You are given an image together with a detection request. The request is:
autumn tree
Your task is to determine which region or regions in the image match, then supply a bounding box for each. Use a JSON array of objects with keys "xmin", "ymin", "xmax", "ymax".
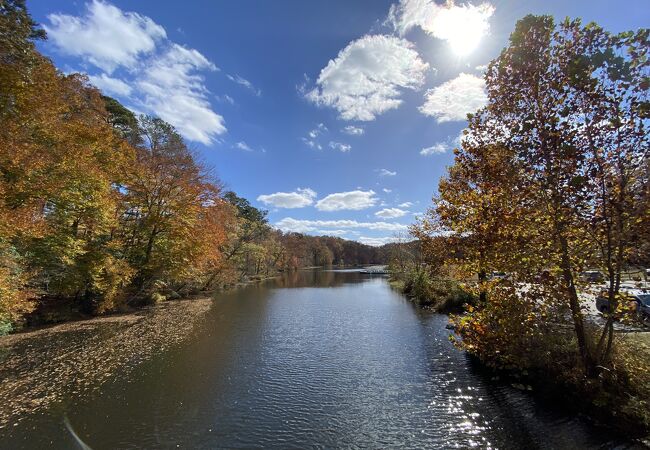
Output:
[
  {"xmin": 0, "ymin": 0, "xmax": 46, "ymax": 328},
  {"xmin": 563, "ymin": 23, "xmax": 649, "ymax": 362},
  {"xmin": 1, "ymin": 2, "xmax": 135, "ymax": 315},
  {"xmin": 426, "ymin": 16, "xmax": 648, "ymax": 376}
]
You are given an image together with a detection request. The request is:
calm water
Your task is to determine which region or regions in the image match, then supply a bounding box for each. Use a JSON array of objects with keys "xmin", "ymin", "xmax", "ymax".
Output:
[{"xmin": 1, "ymin": 270, "xmax": 637, "ymax": 449}]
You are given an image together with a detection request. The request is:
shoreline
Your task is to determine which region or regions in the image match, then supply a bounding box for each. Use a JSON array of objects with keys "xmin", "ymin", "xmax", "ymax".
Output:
[
  {"xmin": 389, "ymin": 274, "xmax": 650, "ymax": 445},
  {"xmin": 0, "ymin": 297, "xmax": 213, "ymax": 429}
]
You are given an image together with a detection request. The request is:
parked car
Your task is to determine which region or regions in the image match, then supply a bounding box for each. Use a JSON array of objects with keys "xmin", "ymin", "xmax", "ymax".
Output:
[
  {"xmin": 596, "ymin": 290, "xmax": 650, "ymax": 323},
  {"xmin": 580, "ymin": 270, "xmax": 604, "ymax": 283},
  {"xmin": 489, "ymin": 271, "xmax": 508, "ymax": 280}
]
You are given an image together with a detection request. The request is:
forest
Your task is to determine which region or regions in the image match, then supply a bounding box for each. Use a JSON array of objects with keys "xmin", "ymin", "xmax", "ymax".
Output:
[{"xmin": 0, "ymin": 1, "xmax": 387, "ymax": 333}]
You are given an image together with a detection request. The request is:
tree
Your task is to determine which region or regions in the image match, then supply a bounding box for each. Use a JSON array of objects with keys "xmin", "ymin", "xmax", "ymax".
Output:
[
  {"xmin": 102, "ymin": 95, "xmax": 142, "ymax": 146},
  {"xmin": 118, "ymin": 116, "xmax": 214, "ymax": 290},
  {"xmin": 425, "ymin": 16, "xmax": 649, "ymax": 376}
]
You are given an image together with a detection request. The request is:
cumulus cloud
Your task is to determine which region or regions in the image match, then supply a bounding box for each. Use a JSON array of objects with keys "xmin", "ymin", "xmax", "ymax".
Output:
[
  {"xmin": 420, "ymin": 142, "xmax": 447, "ymax": 155},
  {"xmin": 398, "ymin": 202, "xmax": 413, "ymax": 208},
  {"xmin": 44, "ymin": 1, "xmax": 226, "ymax": 145},
  {"xmin": 275, "ymin": 217, "xmax": 408, "ymax": 233},
  {"xmin": 419, "ymin": 73, "xmax": 487, "ymax": 122},
  {"xmin": 257, "ymin": 188, "xmax": 317, "ymax": 209},
  {"xmin": 377, "ymin": 168, "xmax": 397, "ymax": 177},
  {"xmin": 329, "ymin": 141, "xmax": 351, "ymax": 152},
  {"xmin": 315, "ymin": 190, "xmax": 378, "ymax": 211},
  {"xmin": 375, "ymin": 208, "xmax": 408, "ymax": 219},
  {"xmin": 388, "ymin": 0, "xmax": 495, "ymax": 55},
  {"xmin": 316, "ymin": 229, "xmax": 349, "ymax": 237},
  {"xmin": 227, "ymin": 74, "xmax": 261, "ymax": 96},
  {"xmin": 358, "ymin": 236, "xmax": 403, "ymax": 246},
  {"xmin": 306, "ymin": 34, "xmax": 429, "ymax": 121},
  {"xmin": 136, "ymin": 44, "xmax": 225, "ymax": 144},
  {"xmin": 383, "ymin": 188, "xmax": 392, "ymax": 193},
  {"xmin": 87, "ymin": 73, "xmax": 132, "ymax": 96},
  {"xmin": 45, "ymin": 0, "xmax": 166, "ymax": 73},
  {"xmin": 342, "ymin": 125, "xmax": 365, "ymax": 136}
]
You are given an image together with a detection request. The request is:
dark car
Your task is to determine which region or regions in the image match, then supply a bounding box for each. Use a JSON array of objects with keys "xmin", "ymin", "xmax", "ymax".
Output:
[
  {"xmin": 580, "ymin": 270, "xmax": 604, "ymax": 283},
  {"xmin": 596, "ymin": 291, "xmax": 650, "ymax": 323}
]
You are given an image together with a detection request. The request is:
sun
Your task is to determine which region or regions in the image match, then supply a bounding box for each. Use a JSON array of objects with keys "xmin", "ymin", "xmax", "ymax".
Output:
[
  {"xmin": 446, "ymin": 24, "xmax": 485, "ymax": 56},
  {"xmin": 431, "ymin": 3, "xmax": 494, "ymax": 56}
]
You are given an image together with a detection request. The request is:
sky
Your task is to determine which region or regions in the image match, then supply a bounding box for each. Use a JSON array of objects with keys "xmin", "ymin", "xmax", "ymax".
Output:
[{"xmin": 26, "ymin": 0, "xmax": 650, "ymax": 246}]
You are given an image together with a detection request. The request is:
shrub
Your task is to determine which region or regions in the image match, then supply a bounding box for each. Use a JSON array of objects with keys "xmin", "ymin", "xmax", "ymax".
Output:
[
  {"xmin": 0, "ymin": 318, "xmax": 13, "ymax": 336},
  {"xmin": 150, "ymin": 292, "xmax": 166, "ymax": 304},
  {"xmin": 400, "ymin": 268, "xmax": 474, "ymax": 312}
]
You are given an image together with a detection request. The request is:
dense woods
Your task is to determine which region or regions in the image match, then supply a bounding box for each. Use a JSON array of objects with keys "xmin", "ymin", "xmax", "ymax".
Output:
[
  {"xmin": 0, "ymin": 1, "xmax": 386, "ymax": 333},
  {"xmin": 396, "ymin": 15, "xmax": 650, "ymax": 432}
]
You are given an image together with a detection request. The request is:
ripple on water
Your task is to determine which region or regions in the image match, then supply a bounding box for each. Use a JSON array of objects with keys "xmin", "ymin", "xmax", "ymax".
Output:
[{"xmin": 0, "ymin": 273, "xmax": 642, "ymax": 449}]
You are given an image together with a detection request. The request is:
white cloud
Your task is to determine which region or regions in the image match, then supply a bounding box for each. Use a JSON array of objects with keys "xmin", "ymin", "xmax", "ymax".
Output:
[
  {"xmin": 215, "ymin": 94, "xmax": 235, "ymax": 105},
  {"xmin": 315, "ymin": 190, "xmax": 378, "ymax": 211},
  {"xmin": 275, "ymin": 217, "xmax": 408, "ymax": 233},
  {"xmin": 88, "ymin": 73, "xmax": 132, "ymax": 96},
  {"xmin": 358, "ymin": 236, "xmax": 403, "ymax": 246},
  {"xmin": 388, "ymin": 0, "xmax": 495, "ymax": 55},
  {"xmin": 383, "ymin": 188, "xmax": 392, "ymax": 193},
  {"xmin": 45, "ymin": 0, "xmax": 166, "ymax": 73},
  {"xmin": 398, "ymin": 202, "xmax": 413, "ymax": 208},
  {"xmin": 378, "ymin": 168, "xmax": 397, "ymax": 177},
  {"xmin": 234, "ymin": 141, "xmax": 253, "ymax": 151},
  {"xmin": 375, "ymin": 208, "xmax": 408, "ymax": 219},
  {"xmin": 257, "ymin": 188, "xmax": 317, "ymax": 209},
  {"xmin": 419, "ymin": 73, "xmax": 487, "ymax": 122},
  {"xmin": 308, "ymin": 123, "xmax": 327, "ymax": 138},
  {"xmin": 342, "ymin": 125, "xmax": 365, "ymax": 136},
  {"xmin": 136, "ymin": 44, "xmax": 225, "ymax": 144},
  {"xmin": 421, "ymin": 129, "xmax": 466, "ymax": 156},
  {"xmin": 302, "ymin": 138, "xmax": 322, "ymax": 150},
  {"xmin": 227, "ymin": 74, "xmax": 261, "ymax": 96},
  {"xmin": 420, "ymin": 143, "xmax": 447, "ymax": 155},
  {"xmin": 329, "ymin": 141, "xmax": 351, "ymax": 152},
  {"xmin": 306, "ymin": 34, "xmax": 429, "ymax": 121},
  {"xmin": 44, "ymin": 1, "xmax": 226, "ymax": 145},
  {"xmin": 303, "ymin": 123, "xmax": 328, "ymax": 149}
]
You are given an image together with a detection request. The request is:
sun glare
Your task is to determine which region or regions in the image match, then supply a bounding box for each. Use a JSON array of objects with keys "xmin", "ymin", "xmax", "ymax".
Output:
[{"xmin": 432, "ymin": 3, "xmax": 494, "ymax": 56}]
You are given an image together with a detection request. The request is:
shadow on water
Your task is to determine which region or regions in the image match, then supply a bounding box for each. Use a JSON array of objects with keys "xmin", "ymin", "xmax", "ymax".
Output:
[
  {"xmin": 268, "ymin": 268, "xmax": 371, "ymax": 289},
  {"xmin": 1, "ymin": 270, "xmax": 643, "ymax": 449}
]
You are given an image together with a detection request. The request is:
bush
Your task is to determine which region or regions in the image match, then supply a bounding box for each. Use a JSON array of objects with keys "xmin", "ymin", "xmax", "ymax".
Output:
[
  {"xmin": 166, "ymin": 290, "xmax": 181, "ymax": 300},
  {"xmin": 451, "ymin": 283, "xmax": 650, "ymax": 435},
  {"xmin": 0, "ymin": 318, "xmax": 13, "ymax": 336},
  {"xmin": 150, "ymin": 292, "xmax": 166, "ymax": 304},
  {"xmin": 400, "ymin": 268, "xmax": 474, "ymax": 312}
]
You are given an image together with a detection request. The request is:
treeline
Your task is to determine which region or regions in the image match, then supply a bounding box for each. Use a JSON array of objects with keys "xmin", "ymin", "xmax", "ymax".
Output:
[
  {"xmin": 399, "ymin": 16, "xmax": 649, "ymax": 432},
  {"xmin": 0, "ymin": 2, "xmax": 385, "ymax": 333}
]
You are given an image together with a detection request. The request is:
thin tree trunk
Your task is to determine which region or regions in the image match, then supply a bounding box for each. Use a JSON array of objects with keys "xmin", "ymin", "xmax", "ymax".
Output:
[{"xmin": 558, "ymin": 233, "xmax": 594, "ymax": 376}]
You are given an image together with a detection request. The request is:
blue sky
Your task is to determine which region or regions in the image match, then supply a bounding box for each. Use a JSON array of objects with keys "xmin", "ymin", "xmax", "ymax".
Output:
[{"xmin": 27, "ymin": 0, "xmax": 649, "ymax": 246}]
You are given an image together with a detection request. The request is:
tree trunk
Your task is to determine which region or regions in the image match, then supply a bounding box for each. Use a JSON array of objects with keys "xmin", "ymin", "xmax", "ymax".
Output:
[{"xmin": 558, "ymin": 233, "xmax": 594, "ymax": 376}]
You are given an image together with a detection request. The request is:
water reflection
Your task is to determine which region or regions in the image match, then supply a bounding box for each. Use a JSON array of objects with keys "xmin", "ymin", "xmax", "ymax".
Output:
[
  {"xmin": 269, "ymin": 268, "xmax": 372, "ymax": 288},
  {"xmin": 0, "ymin": 271, "xmax": 640, "ymax": 449}
]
